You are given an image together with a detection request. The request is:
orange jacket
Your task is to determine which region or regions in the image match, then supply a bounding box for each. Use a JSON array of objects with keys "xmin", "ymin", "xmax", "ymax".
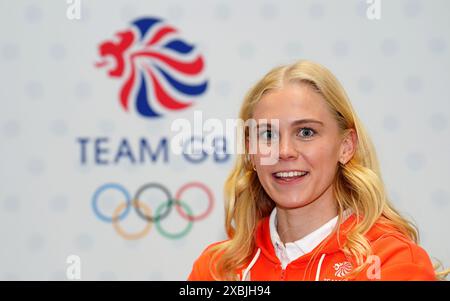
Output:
[{"xmin": 188, "ymin": 214, "xmax": 436, "ymax": 281}]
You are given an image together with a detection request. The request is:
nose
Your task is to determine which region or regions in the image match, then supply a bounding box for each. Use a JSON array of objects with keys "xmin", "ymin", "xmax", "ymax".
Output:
[{"xmin": 278, "ymin": 136, "xmax": 298, "ymax": 161}]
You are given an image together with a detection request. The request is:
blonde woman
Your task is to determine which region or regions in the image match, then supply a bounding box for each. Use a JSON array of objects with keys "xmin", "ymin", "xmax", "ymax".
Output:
[{"xmin": 188, "ymin": 60, "xmax": 444, "ymax": 281}]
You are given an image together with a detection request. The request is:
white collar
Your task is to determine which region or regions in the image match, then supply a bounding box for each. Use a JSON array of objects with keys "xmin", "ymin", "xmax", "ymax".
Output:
[{"xmin": 269, "ymin": 207, "xmax": 345, "ymax": 269}]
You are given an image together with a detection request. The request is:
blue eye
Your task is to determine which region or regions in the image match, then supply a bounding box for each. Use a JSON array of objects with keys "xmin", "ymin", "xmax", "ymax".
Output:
[
  {"xmin": 299, "ymin": 128, "xmax": 316, "ymax": 138},
  {"xmin": 259, "ymin": 130, "xmax": 278, "ymax": 141}
]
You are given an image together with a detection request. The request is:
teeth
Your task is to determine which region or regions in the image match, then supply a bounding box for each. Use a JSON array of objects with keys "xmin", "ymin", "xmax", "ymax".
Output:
[{"xmin": 275, "ymin": 171, "xmax": 308, "ymax": 178}]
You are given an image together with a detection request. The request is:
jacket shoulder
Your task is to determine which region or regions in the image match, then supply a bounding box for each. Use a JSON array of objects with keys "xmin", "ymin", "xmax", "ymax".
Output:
[
  {"xmin": 187, "ymin": 240, "xmax": 228, "ymax": 281},
  {"xmin": 358, "ymin": 229, "xmax": 436, "ymax": 280}
]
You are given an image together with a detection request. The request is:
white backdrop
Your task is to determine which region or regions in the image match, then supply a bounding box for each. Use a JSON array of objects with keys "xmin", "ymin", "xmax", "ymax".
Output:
[{"xmin": 0, "ymin": 0, "xmax": 449, "ymax": 280}]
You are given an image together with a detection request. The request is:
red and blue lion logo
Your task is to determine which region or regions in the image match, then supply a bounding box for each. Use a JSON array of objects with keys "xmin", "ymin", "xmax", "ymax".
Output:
[{"xmin": 95, "ymin": 17, "xmax": 208, "ymax": 118}]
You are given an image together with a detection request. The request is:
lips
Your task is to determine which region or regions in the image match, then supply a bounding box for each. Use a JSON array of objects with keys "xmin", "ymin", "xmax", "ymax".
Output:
[{"xmin": 272, "ymin": 170, "xmax": 309, "ymax": 185}]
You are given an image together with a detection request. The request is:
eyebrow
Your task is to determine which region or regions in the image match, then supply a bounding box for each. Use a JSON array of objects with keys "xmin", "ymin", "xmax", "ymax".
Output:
[
  {"xmin": 256, "ymin": 118, "xmax": 324, "ymax": 129},
  {"xmin": 291, "ymin": 119, "xmax": 324, "ymax": 126}
]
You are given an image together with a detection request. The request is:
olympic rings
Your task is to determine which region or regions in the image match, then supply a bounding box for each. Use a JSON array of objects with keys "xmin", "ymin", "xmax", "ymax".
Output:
[
  {"xmin": 91, "ymin": 181, "xmax": 215, "ymax": 239},
  {"xmin": 133, "ymin": 183, "xmax": 172, "ymax": 223},
  {"xmin": 112, "ymin": 201, "xmax": 153, "ymax": 240},
  {"xmin": 175, "ymin": 182, "xmax": 214, "ymax": 221},
  {"xmin": 155, "ymin": 200, "xmax": 193, "ymax": 239},
  {"xmin": 92, "ymin": 183, "xmax": 131, "ymax": 222}
]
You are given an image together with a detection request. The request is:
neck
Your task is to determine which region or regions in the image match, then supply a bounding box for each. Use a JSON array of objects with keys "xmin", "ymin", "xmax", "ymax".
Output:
[{"xmin": 276, "ymin": 185, "xmax": 338, "ymax": 243}]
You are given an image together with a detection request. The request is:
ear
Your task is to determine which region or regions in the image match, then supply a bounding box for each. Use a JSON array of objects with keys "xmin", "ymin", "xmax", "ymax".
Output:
[{"xmin": 339, "ymin": 129, "xmax": 357, "ymax": 165}]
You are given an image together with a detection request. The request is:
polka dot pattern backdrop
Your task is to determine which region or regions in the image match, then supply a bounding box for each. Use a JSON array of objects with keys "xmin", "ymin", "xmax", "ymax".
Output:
[{"xmin": 0, "ymin": 0, "xmax": 449, "ymax": 280}]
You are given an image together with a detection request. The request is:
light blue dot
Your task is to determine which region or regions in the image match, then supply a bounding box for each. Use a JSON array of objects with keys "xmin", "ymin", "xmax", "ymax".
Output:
[
  {"xmin": 75, "ymin": 233, "xmax": 94, "ymax": 251},
  {"xmin": 25, "ymin": 81, "xmax": 44, "ymax": 99},
  {"xmin": 431, "ymin": 189, "xmax": 449, "ymax": 208},
  {"xmin": 428, "ymin": 113, "xmax": 447, "ymax": 132},
  {"xmin": 383, "ymin": 115, "xmax": 400, "ymax": 131},
  {"xmin": 49, "ymin": 44, "xmax": 66, "ymax": 60},
  {"xmin": 24, "ymin": 4, "xmax": 43, "ymax": 24},
  {"xmin": 332, "ymin": 40, "xmax": 349, "ymax": 57},
  {"xmin": 1, "ymin": 44, "xmax": 19, "ymax": 60},
  {"xmin": 238, "ymin": 42, "xmax": 255, "ymax": 59},
  {"xmin": 357, "ymin": 76, "xmax": 374, "ymax": 93},
  {"xmin": 215, "ymin": 3, "xmax": 231, "ymax": 20},
  {"xmin": 75, "ymin": 81, "xmax": 92, "ymax": 100},
  {"xmin": 309, "ymin": 2, "xmax": 325, "ymax": 19},
  {"xmin": 405, "ymin": 152, "xmax": 426, "ymax": 171},
  {"xmin": 404, "ymin": 0, "xmax": 422, "ymax": 18},
  {"xmin": 27, "ymin": 233, "xmax": 45, "ymax": 251},
  {"xmin": 381, "ymin": 38, "xmax": 398, "ymax": 56},
  {"xmin": 260, "ymin": 3, "xmax": 278, "ymax": 20},
  {"xmin": 3, "ymin": 196, "xmax": 20, "ymax": 212},
  {"xmin": 405, "ymin": 76, "xmax": 422, "ymax": 93},
  {"xmin": 428, "ymin": 38, "xmax": 447, "ymax": 54},
  {"xmin": 27, "ymin": 158, "xmax": 45, "ymax": 175},
  {"xmin": 49, "ymin": 195, "xmax": 69, "ymax": 212},
  {"xmin": 50, "ymin": 120, "xmax": 68, "ymax": 136},
  {"xmin": 3, "ymin": 121, "xmax": 20, "ymax": 138}
]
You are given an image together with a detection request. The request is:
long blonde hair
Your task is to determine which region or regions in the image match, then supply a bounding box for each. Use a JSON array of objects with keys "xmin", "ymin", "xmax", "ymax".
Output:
[{"xmin": 209, "ymin": 60, "xmax": 445, "ymax": 280}]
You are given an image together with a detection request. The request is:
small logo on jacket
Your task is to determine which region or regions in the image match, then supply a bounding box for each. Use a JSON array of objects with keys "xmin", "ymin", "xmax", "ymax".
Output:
[{"xmin": 333, "ymin": 261, "xmax": 353, "ymax": 278}]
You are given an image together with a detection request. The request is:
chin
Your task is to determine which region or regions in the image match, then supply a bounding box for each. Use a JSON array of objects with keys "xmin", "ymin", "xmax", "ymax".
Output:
[{"xmin": 272, "ymin": 197, "xmax": 311, "ymax": 210}]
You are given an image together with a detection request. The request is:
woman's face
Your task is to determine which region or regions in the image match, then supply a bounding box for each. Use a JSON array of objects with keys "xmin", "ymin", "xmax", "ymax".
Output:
[{"xmin": 250, "ymin": 82, "xmax": 354, "ymax": 210}]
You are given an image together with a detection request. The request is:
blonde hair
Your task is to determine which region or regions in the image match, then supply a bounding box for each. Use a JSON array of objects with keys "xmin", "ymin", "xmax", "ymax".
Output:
[{"xmin": 208, "ymin": 60, "xmax": 447, "ymax": 280}]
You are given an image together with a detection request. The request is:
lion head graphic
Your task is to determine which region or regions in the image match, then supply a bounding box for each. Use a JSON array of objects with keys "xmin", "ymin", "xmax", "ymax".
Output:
[
  {"xmin": 333, "ymin": 261, "xmax": 353, "ymax": 278},
  {"xmin": 95, "ymin": 17, "xmax": 208, "ymax": 118}
]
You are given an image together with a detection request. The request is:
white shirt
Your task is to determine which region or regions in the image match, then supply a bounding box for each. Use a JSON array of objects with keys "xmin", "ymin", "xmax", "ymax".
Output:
[{"xmin": 269, "ymin": 208, "xmax": 349, "ymax": 269}]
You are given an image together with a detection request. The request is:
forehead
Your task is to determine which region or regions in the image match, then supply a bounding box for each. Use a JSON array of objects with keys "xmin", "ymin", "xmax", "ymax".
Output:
[{"xmin": 252, "ymin": 83, "xmax": 332, "ymax": 124}]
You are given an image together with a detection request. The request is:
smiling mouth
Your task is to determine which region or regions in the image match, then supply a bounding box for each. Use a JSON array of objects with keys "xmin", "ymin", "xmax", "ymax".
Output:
[
  {"xmin": 272, "ymin": 171, "xmax": 309, "ymax": 183},
  {"xmin": 272, "ymin": 170, "xmax": 309, "ymax": 181}
]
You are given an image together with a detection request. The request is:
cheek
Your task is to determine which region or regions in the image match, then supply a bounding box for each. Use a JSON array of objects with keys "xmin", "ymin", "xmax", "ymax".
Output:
[
  {"xmin": 258, "ymin": 164, "xmax": 273, "ymax": 182},
  {"xmin": 303, "ymin": 143, "xmax": 340, "ymax": 173},
  {"xmin": 256, "ymin": 164, "xmax": 277, "ymax": 194}
]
